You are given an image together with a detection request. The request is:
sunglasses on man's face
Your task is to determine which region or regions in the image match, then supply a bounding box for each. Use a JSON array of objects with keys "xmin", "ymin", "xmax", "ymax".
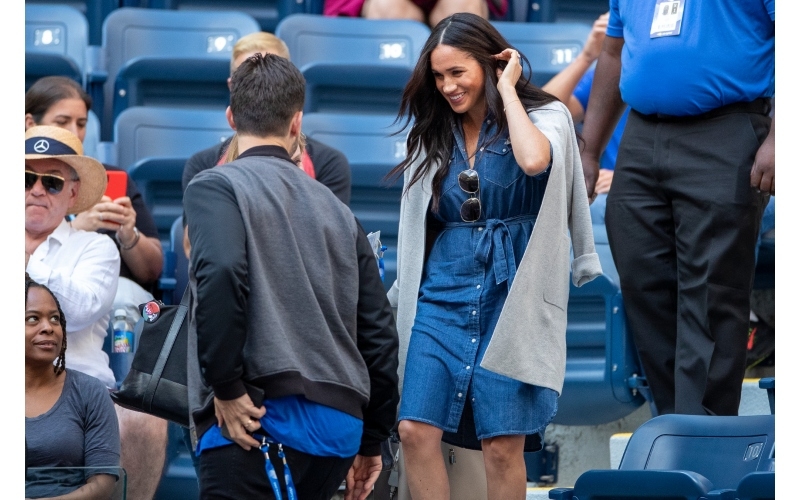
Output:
[
  {"xmin": 25, "ymin": 170, "xmax": 66, "ymax": 195},
  {"xmin": 458, "ymin": 168, "xmax": 481, "ymax": 222}
]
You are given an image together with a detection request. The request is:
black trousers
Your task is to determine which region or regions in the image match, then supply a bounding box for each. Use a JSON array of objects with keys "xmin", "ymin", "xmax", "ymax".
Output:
[
  {"xmin": 606, "ymin": 102, "xmax": 771, "ymax": 416},
  {"xmin": 198, "ymin": 442, "xmax": 355, "ymax": 500}
]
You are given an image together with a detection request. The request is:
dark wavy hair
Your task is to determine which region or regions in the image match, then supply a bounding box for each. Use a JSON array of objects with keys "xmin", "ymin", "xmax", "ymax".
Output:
[
  {"xmin": 25, "ymin": 273, "xmax": 67, "ymax": 375},
  {"xmin": 387, "ymin": 12, "xmax": 557, "ymax": 212},
  {"xmin": 26, "ymin": 76, "xmax": 92, "ymax": 122}
]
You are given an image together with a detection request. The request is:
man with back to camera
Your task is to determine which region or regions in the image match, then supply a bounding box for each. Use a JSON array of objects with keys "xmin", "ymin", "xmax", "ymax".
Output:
[
  {"xmin": 183, "ymin": 53, "xmax": 399, "ymax": 499},
  {"xmin": 580, "ymin": 0, "xmax": 775, "ymax": 416}
]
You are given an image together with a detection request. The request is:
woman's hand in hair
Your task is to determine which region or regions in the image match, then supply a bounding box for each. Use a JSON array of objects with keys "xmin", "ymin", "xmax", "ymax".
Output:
[{"xmin": 493, "ymin": 48, "xmax": 522, "ymax": 97}]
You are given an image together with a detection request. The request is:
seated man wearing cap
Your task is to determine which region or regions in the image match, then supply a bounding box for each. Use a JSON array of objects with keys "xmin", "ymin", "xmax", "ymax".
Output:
[{"xmin": 25, "ymin": 125, "xmax": 167, "ymax": 500}]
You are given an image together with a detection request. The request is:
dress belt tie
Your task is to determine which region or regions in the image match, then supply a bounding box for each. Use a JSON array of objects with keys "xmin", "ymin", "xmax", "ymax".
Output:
[{"xmin": 443, "ymin": 214, "xmax": 538, "ymax": 292}]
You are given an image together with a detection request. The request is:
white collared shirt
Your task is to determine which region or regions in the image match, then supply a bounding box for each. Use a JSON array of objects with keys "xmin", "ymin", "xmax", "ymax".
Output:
[{"xmin": 27, "ymin": 220, "xmax": 120, "ymax": 388}]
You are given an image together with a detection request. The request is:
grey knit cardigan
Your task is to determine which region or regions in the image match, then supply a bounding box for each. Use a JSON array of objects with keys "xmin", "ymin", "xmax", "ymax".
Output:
[{"xmin": 387, "ymin": 101, "xmax": 602, "ymax": 395}]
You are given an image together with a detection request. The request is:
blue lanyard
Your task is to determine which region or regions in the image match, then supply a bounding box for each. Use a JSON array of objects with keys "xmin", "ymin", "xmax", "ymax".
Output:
[{"xmin": 258, "ymin": 434, "xmax": 297, "ymax": 500}]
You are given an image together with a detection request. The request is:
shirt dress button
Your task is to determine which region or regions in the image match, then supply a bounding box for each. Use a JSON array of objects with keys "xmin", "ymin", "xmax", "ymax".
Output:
[
  {"xmin": 477, "ymin": 227, "xmax": 484, "ymax": 232},
  {"xmin": 466, "ymin": 366, "xmax": 471, "ymax": 370},
  {"xmin": 471, "ymin": 339, "xmax": 476, "ymax": 343},
  {"xmin": 472, "ymin": 310, "xmax": 476, "ymax": 315},
  {"xmin": 476, "ymin": 285, "xmax": 481, "ymax": 289},
  {"xmin": 457, "ymin": 393, "xmax": 463, "ymax": 398}
]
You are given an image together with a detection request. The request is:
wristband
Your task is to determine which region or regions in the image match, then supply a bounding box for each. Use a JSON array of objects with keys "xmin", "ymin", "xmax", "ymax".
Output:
[{"xmin": 116, "ymin": 226, "xmax": 140, "ymax": 251}]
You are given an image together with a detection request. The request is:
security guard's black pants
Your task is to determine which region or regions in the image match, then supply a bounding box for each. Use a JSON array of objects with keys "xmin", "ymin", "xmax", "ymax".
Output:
[{"xmin": 606, "ymin": 101, "xmax": 772, "ymax": 416}]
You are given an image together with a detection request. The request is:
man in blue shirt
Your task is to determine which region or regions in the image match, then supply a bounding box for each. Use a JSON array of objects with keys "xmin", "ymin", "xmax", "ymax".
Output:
[{"xmin": 580, "ymin": 0, "xmax": 774, "ymax": 416}]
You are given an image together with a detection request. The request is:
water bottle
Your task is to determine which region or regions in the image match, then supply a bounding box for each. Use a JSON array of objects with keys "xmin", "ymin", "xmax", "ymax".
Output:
[{"xmin": 112, "ymin": 309, "xmax": 135, "ymax": 353}]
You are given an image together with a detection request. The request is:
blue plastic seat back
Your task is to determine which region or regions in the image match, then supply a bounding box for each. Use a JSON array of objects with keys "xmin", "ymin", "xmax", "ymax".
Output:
[
  {"xmin": 25, "ymin": 4, "xmax": 88, "ymax": 89},
  {"xmin": 101, "ymin": 7, "xmax": 260, "ymax": 139},
  {"xmin": 114, "ymin": 107, "xmax": 232, "ymax": 241},
  {"xmin": 736, "ymin": 471, "xmax": 775, "ymax": 500},
  {"xmin": 491, "ymin": 21, "xmax": 591, "ymax": 87},
  {"xmin": 276, "ymin": 14, "xmax": 431, "ymax": 114},
  {"xmin": 25, "ymin": 0, "xmax": 117, "ymax": 45},
  {"xmin": 619, "ymin": 414, "xmax": 775, "ymax": 490},
  {"xmin": 555, "ymin": 271, "xmax": 645, "ymax": 425},
  {"xmin": 302, "ymin": 112, "xmax": 410, "ymax": 289},
  {"xmin": 146, "ymin": 0, "xmax": 324, "ymax": 33},
  {"xmin": 169, "ymin": 216, "xmax": 189, "ymax": 306}
]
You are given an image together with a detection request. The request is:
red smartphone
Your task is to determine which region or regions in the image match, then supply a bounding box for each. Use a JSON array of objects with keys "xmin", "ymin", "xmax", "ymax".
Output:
[{"xmin": 105, "ymin": 170, "xmax": 128, "ymax": 200}]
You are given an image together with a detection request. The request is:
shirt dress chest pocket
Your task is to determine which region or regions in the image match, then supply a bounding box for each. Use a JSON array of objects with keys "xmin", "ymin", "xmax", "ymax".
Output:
[
  {"xmin": 441, "ymin": 152, "xmax": 464, "ymax": 196},
  {"xmin": 483, "ymin": 140, "xmax": 522, "ymax": 188}
]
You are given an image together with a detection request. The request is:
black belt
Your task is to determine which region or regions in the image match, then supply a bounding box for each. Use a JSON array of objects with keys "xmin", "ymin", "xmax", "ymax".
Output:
[{"xmin": 633, "ymin": 97, "xmax": 772, "ymax": 123}]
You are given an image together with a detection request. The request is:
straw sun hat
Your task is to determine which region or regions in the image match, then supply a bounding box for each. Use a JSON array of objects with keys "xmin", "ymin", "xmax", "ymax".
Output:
[{"xmin": 25, "ymin": 125, "xmax": 107, "ymax": 215}]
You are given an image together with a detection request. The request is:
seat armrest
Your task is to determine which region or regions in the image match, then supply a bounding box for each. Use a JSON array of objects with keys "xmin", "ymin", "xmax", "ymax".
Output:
[
  {"xmin": 572, "ymin": 470, "xmax": 714, "ymax": 499},
  {"xmin": 548, "ymin": 487, "xmax": 574, "ymax": 500}
]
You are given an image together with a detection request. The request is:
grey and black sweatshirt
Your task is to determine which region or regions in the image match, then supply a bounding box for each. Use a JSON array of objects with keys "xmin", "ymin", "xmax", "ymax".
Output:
[{"xmin": 184, "ymin": 145, "xmax": 399, "ymax": 456}]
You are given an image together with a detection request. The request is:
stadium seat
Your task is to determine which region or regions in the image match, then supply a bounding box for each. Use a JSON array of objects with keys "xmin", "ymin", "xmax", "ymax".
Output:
[
  {"xmin": 162, "ymin": 216, "xmax": 189, "ymax": 306},
  {"xmin": 143, "ymin": 0, "xmax": 323, "ymax": 33},
  {"xmin": 736, "ymin": 471, "xmax": 775, "ymax": 500},
  {"xmin": 153, "ymin": 422, "xmax": 199, "ymax": 500},
  {"xmin": 25, "ymin": 4, "xmax": 90, "ymax": 89},
  {"xmin": 549, "ymin": 413, "xmax": 775, "ymax": 500},
  {"xmin": 99, "ymin": 7, "xmax": 260, "ymax": 139},
  {"xmin": 114, "ymin": 107, "xmax": 232, "ymax": 242},
  {"xmin": 555, "ymin": 270, "xmax": 646, "ymax": 425},
  {"xmin": 25, "ymin": 0, "xmax": 118, "ymax": 45},
  {"xmin": 492, "ymin": 20, "xmax": 591, "ymax": 87},
  {"xmin": 301, "ymin": 112, "xmax": 410, "ymax": 289},
  {"xmin": 275, "ymin": 14, "xmax": 430, "ymax": 114}
]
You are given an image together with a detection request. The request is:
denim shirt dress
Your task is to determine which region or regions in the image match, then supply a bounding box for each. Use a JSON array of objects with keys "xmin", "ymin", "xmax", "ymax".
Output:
[{"xmin": 398, "ymin": 115, "xmax": 559, "ymax": 442}]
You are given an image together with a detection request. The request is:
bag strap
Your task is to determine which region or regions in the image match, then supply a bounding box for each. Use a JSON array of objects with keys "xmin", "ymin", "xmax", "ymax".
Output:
[{"xmin": 143, "ymin": 287, "xmax": 191, "ymax": 412}]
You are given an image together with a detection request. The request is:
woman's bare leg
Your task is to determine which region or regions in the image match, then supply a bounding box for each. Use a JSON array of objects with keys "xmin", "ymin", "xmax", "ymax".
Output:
[
  {"xmin": 429, "ymin": 0, "xmax": 489, "ymax": 28},
  {"xmin": 481, "ymin": 434, "xmax": 527, "ymax": 500},
  {"xmin": 398, "ymin": 420, "xmax": 449, "ymax": 500},
  {"xmin": 362, "ymin": 0, "xmax": 426, "ymax": 23}
]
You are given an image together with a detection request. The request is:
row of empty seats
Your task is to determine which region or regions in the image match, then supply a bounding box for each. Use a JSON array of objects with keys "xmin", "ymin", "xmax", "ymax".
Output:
[
  {"xmin": 26, "ymin": 6, "xmax": 594, "ymax": 137},
  {"xmin": 25, "ymin": 0, "xmax": 607, "ymax": 47}
]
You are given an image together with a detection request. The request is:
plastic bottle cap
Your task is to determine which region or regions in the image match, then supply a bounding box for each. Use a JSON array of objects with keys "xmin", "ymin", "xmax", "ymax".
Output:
[{"xmin": 114, "ymin": 309, "xmax": 127, "ymax": 318}]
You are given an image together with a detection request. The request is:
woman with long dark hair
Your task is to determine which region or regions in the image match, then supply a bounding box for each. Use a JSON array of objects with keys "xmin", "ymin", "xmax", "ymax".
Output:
[{"xmin": 387, "ymin": 13, "xmax": 600, "ymax": 498}]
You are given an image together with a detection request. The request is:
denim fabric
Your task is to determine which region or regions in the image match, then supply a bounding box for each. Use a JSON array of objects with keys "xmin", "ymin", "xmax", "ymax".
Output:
[{"xmin": 399, "ymin": 116, "xmax": 559, "ymax": 439}]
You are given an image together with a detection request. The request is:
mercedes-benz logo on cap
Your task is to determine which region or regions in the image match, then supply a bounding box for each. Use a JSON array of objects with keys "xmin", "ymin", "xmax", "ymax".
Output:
[{"xmin": 33, "ymin": 139, "xmax": 50, "ymax": 154}]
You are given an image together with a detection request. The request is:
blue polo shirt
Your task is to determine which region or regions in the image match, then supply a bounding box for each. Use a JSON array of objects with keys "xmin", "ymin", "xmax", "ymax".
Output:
[
  {"xmin": 608, "ymin": 0, "xmax": 774, "ymax": 116},
  {"xmin": 574, "ymin": 67, "xmax": 629, "ymax": 171}
]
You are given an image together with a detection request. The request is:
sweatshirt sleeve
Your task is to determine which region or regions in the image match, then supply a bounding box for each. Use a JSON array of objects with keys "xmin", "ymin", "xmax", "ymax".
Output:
[
  {"xmin": 185, "ymin": 173, "xmax": 249, "ymax": 400},
  {"xmin": 354, "ymin": 221, "xmax": 400, "ymax": 456}
]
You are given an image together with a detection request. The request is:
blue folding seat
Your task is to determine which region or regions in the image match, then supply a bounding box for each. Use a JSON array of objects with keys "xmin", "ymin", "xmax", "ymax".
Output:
[
  {"xmin": 25, "ymin": 0, "xmax": 118, "ymax": 45},
  {"xmin": 554, "ymin": 271, "xmax": 646, "ymax": 425},
  {"xmin": 25, "ymin": 4, "xmax": 90, "ymax": 89},
  {"xmin": 143, "ymin": 0, "xmax": 323, "ymax": 33},
  {"xmin": 492, "ymin": 21, "xmax": 592, "ymax": 87},
  {"xmin": 736, "ymin": 471, "xmax": 775, "ymax": 500},
  {"xmin": 549, "ymin": 413, "xmax": 776, "ymax": 500},
  {"xmin": 275, "ymin": 14, "xmax": 430, "ymax": 114},
  {"xmin": 114, "ymin": 107, "xmax": 233, "ymax": 242},
  {"xmin": 99, "ymin": 7, "xmax": 260, "ymax": 139},
  {"xmin": 153, "ymin": 422, "xmax": 199, "ymax": 500},
  {"xmin": 301, "ymin": 112, "xmax": 410, "ymax": 289}
]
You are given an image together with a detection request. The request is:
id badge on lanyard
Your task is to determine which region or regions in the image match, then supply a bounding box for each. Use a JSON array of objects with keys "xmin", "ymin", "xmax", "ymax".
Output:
[{"xmin": 650, "ymin": 0, "xmax": 685, "ymax": 38}]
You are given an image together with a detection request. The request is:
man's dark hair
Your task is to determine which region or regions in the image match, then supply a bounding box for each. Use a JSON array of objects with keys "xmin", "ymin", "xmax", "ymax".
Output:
[{"xmin": 229, "ymin": 52, "xmax": 305, "ymax": 137}]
